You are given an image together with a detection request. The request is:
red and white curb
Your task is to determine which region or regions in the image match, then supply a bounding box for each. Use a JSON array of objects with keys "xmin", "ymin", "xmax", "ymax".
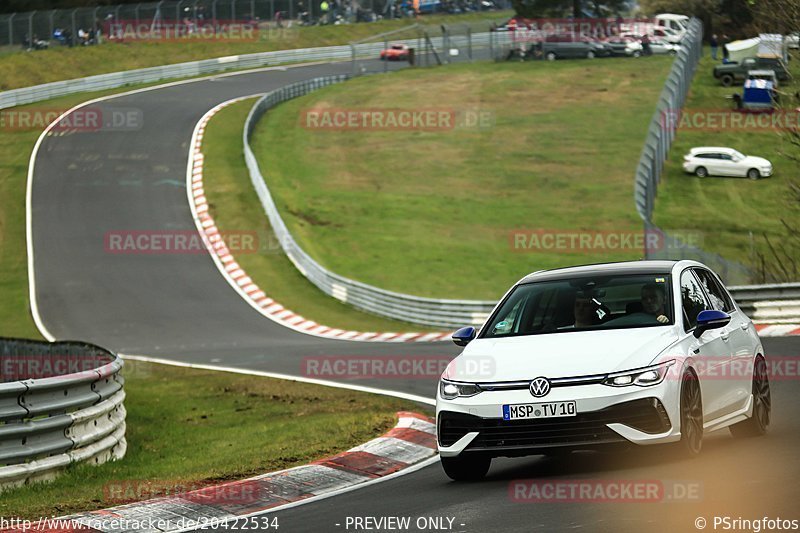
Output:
[
  {"xmin": 755, "ymin": 324, "xmax": 800, "ymax": 337},
  {"xmin": 187, "ymin": 98, "xmax": 452, "ymax": 343},
  {"xmin": 8, "ymin": 413, "xmax": 437, "ymax": 533}
]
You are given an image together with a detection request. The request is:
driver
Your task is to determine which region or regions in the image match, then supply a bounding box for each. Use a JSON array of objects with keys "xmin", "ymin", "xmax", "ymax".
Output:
[{"xmin": 641, "ymin": 283, "xmax": 670, "ymax": 324}]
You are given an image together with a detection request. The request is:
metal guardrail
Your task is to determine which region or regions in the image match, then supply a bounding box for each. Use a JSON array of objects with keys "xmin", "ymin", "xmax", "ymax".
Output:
[
  {"xmin": 0, "ymin": 30, "xmax": 501, "ymax": 111},
  {"xmin": 242, "ymin": 77, "xmax": 497, "ymax": 328},
  {"xmin": 0, "ymin": 338, "xmax": 126, "ymax": 491},
  {"xmin": 241, "ymin": 71, "xmax": 800, "ymax": 329},
  {"xmin": 729, "ymin": 283, "xmax": 800, "ymax": 324}
]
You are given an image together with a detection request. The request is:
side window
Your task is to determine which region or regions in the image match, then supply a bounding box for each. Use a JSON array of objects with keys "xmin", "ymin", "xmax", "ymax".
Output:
[
  {"xmin": 719, "ymin": 154, "xmax": 732, "ymax": 161},
  {"xmin": 680, "ymin": 270, "xmax": 711, "ymax": 331},
  {"xmin": 693, "ymin": 269, "xmax": 734, "ymax": 312},
  {"xmin": 491, "ymin": 298, "xmax": 525, "ymax": 336}
]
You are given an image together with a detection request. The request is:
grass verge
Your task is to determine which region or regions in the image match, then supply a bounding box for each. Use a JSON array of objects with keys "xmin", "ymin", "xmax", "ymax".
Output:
[
  {"xmin": 0, "ymin": 359, "xmax": 426, "ymax": 519},
  {"xmin": 250, "ymin": 58, "xmax": 674, "ymax": 300},
  {"xmin": 653, "ymin": 50, "xmax": 800, "ymax": 282},
  {"xmin": 0, "ymin": 11, "xmax": 509, "ymax": 91},
  {"xmin": 202, "ymin": 98, "xmax": 432, "ymax": 332}
]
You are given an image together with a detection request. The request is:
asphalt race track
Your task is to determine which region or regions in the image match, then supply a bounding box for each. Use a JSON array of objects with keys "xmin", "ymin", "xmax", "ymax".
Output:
[{"xmin": 29, "ymin": 58, "xmax": 800, "ymax": 532}]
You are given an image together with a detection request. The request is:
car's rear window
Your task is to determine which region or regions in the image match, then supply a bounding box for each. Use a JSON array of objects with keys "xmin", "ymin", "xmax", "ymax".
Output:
[{"xmin": 481, "ymin": 274, "xmax": 673, "ymax": 338}]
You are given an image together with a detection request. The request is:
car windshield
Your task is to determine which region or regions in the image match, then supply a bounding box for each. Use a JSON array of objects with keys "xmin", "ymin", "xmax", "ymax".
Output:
[{"xmin": 482, "ymin": 273, "xmax": 673, "ymax": 338}]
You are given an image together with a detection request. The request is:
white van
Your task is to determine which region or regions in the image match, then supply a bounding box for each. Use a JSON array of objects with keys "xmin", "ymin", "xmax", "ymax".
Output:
[{"xmin": 654, "ymin": 14, "xmax": 689, "ymax": 34}]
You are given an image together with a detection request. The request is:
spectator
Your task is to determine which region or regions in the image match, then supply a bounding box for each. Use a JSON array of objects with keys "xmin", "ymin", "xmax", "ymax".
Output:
[
  {"xmin": 641, "ymin": 33, "xmax": 651, "ymax": 56},
  {"xmin": 320, "ymin": 0, "xmax": 330, "ymax": 24},
  {"xmin": 722, "ymin": 34, "xmax": 730, "ymax": 63},
  {"xmin": 710, "ymin": 34, "xmax": 718, "ymax": 60}
]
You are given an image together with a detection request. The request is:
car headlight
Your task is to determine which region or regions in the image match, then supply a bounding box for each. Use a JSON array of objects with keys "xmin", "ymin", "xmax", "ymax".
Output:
[
  {"xmin": 439, "ymin": 379, "xmax": 482, "ymax": 399},
  {"xmin": 602, "ymin": 360, "xmax": 675, "ymax": 387}
]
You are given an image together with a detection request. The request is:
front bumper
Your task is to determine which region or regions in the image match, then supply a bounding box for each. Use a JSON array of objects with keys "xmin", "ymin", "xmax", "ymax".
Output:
[{"xmin": 437, "ymin": 382, "xmax": 680, "ymax": 458}]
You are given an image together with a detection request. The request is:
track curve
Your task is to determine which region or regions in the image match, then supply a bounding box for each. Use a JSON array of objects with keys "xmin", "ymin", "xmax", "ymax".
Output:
[{"xmin": 29, "ymin": 60, "xmax": 800, "ymax": 531}]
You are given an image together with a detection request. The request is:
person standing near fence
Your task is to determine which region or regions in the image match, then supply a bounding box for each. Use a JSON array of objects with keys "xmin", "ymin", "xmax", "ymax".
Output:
[{"xmin": 722, "ymin": 34, "xmax": 730, "ymax": 63}]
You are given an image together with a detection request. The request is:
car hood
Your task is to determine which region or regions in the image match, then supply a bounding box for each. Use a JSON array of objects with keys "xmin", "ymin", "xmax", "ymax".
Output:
[
  {"xmin": 445, "ymin": 327, "xmax": 678, "ymax": 383},
  {"xmin": 742, "ymin": 156, "xmax": 770, "ymax": 167}
]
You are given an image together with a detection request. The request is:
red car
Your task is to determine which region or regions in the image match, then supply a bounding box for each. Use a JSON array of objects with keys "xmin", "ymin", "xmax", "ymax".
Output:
[{"xmin": 380, "ymin": 43, "xmax": 410, "ymax": 61}]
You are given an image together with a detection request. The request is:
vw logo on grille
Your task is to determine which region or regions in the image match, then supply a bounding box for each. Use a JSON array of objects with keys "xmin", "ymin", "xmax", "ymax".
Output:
[{"xmin": 529, "ymin": 377, "xmax": 551, "ymax": 398}]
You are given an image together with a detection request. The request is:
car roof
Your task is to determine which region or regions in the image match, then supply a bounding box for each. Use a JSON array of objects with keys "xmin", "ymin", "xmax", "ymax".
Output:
[
  {"xmin": 518, "ymin": 260, "xmax": 679, "ymax": 284},
  {"xmin": 689, "ymin": 146, "xmax": 736, "ymax": 154}
]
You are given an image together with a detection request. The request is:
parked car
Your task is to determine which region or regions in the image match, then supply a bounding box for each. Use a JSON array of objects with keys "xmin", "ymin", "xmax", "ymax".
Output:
[
  {"xmin": 604, "ymin": 36, "xmax": 643, "ymax": 57},
  {"xmin": 682, "ymin": 147, "xmax": 772, "ymax": 179},
  {"xmin": 713, "ymin": 57, "xmax": 790, "ymax": 87},
  {"xmin": 651, "ymin": 26, "xmax": 683, "ymax": 44},
  {"xmin": 542, "ymin": 33, "xmax": 610, "ymax": 60},
  {"xmin": 786, "ymin": 32, "xmax": 799, "ymax": 50},
  {"xmin": 437, "ymin": 260, "xmax": 770, "ymax": 481},
  {"xmin": 380, "ymin": 43, "xmax": 410, "ymax": 61},
  {"xmin": 649, "ymin": 38, "xmax": 681, "ymax": 55}
]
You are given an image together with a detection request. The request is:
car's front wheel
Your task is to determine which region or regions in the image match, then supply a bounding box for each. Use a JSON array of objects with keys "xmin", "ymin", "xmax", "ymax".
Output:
[
  {"xmin": 747, "ymin": 168, "xmax": 761, "ymax": 180},
  {"xmin": 677, "ymin": 368, "xmax": 703, "ymax": 457},
  {"xmin": 720, "ymin": 74, "xmax": 734, "ymax": 87},
  {"xmin": 695, "ymin": 166, "xmax": 708, "ymax": 178},
  {"xmin": 546, "ymin": 52, "xmax": 557, "ymax": 61},
  {"xmin": 587, "ymin": 50, "xmax": 596, "ymax": 59},
  {"xmin": 730, "ymin": 357, "xmax": 771, "ymax": 438},
  {"xmin": 441, "ymin": 454, "xmax": 491, "ymax": 481},
  {"xmin": 633, "ymin": 50, "xmax": 641, "ymax": 58}
]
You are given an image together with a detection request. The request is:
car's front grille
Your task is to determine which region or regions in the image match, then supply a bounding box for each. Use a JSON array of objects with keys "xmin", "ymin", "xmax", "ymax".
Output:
[{"xmin": 438, "ymin": 398, "xmax": 671, "ymax": 450}]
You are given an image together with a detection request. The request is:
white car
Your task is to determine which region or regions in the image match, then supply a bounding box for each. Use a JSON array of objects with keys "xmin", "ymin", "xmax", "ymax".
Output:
[
  {"xmin": 437, "ymin": 260, "xmax": 769, "ymax": 481},
  {"xmin": 786, "ymin": 32, "xmax": 799, "ymax": 50},
  {"xmin": 682, "ymin": 147, "xmax": 772, "ymax": 180},
  {"xmin": 649, "ymin": 38, "xmax": 682, "ymax": 55},
  {"xmin": 652, "ymin": 27, "xmax": 684, "ymax": 44}
]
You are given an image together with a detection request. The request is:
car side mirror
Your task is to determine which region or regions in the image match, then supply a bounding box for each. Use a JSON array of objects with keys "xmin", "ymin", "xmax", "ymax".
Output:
[
  {"xmin": 693, "ymin": 309, "xmax": 731, "ymax": 338},
  {"xmin": 452, "ymin": 326, "xmax": 477, "ymax": 347}
]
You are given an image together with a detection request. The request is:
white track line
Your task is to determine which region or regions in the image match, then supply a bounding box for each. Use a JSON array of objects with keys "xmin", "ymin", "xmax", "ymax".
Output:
[
  {"xmin": 25, "ymin": 61, "xmax": 343, "ymax": 343},
  {"xmin": 121, "ymin": 354, "xmax": 436, "ymax": 406}
]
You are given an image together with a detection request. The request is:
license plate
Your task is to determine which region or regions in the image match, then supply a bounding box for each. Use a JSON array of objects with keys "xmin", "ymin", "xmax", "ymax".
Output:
[{"xmin": 502, "ymin": 401, "xmax": 577, "ymax": 420}]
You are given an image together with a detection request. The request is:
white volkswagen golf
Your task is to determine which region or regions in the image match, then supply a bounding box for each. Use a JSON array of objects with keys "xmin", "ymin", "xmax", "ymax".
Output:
[{"xmin": 437, "ymin": 260, "xmax": 770, "ymax": 481}]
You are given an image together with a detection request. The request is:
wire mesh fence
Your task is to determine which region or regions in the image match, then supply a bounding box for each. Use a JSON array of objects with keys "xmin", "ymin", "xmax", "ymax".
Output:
[{"xmin": 0, "ymin": 0, "xmax": 511, "ymax": 52}]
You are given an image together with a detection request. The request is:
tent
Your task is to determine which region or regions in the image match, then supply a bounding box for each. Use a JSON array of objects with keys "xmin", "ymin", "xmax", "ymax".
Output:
[
  {"xmin": 725, "ymin": 34, "xmax": 786, "ymax": 64},
  {"xmin": 725, "ymin": 37, "xmax": 759, "ymax": 63},
  {"xmin": 758, "ymin": 33, "xmax": 785, "ymax": 59}
]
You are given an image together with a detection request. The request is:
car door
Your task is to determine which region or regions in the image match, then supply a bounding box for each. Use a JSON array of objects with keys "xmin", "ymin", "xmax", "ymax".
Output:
[
  {"xmin": 715, "ymin": 153, "xmax": 740, "ymax": 176},
  {"xmin": 693, "ymin": 268, "xmax": 754, "ymax": 411},
  {"xmin": 680, "ymin": 269, "xmax": 731, "ymax": 421},
  {"xmin": 701, "ymin": 153, "xmax": 723, "ymax": 175}
]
